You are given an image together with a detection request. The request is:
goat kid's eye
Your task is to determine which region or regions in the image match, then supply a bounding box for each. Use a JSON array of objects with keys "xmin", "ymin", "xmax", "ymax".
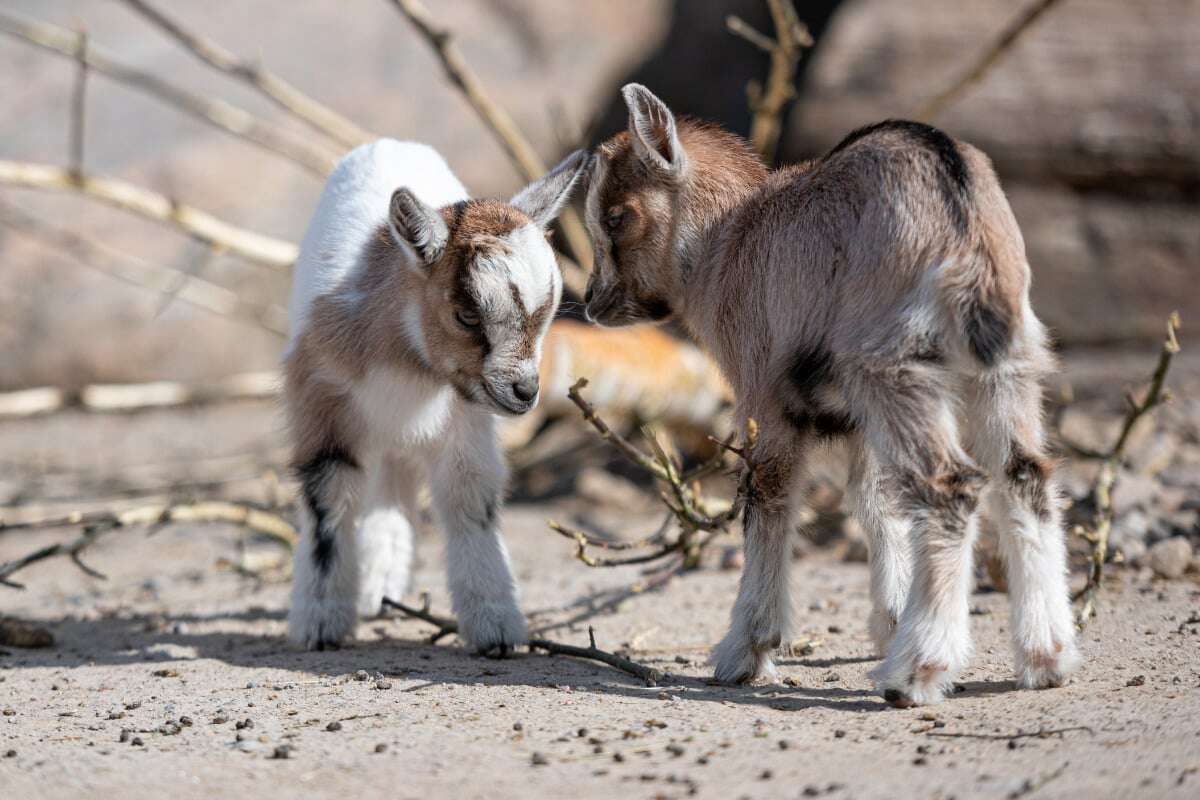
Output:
[
  {"xmin": 455, "ymin": 309, "xmax": 481, "ymax": 329},
  {"xmin": 605, "ymin": 210, "xmax": 625, "ymax": 232}
]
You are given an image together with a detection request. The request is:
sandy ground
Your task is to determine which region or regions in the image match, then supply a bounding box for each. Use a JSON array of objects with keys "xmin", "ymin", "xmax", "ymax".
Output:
[{"xmin": 2, "ymin": 352, "xmax": 1200, "ymax": 799}]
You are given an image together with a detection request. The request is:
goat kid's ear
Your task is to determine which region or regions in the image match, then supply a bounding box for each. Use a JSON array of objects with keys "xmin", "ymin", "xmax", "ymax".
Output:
[
  {"xmin": 621, "ymin": 83, "xmax": 686, "ymax": 179},
  {"xmin": 389, "ymin": 187, "xmax": 448, "ymax": 267},
  {"xmin": 510, "ymin": 149, "xmax": 589, "ymax": 229}
]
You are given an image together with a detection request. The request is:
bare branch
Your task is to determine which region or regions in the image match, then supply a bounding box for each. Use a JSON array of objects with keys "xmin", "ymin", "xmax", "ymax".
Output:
[
  {"xmin": 119, "ymin": 0, "xmax": 371, "ymax": 149},
  {"xmin": 917, "ymin": 0, "xmax": 1064, "ymax": 122},
  {"xmin": 385, "ymin": 0, "xmax": 591, "ymax": 295},
  {"xmin": 728, "ymin": 0, "xmax": 813, "ymax": 164},
  {"xmin": 0, "ymin": 201, "xmax": 287, "ymax": 336},
  {"xmin": 0, "ymin": 160, "xmax": 298, "ymax": 269},
  {"xmin": 381, "ymin": 597, "xmax": 661, "ymax": 684},
  {"xmin": 69, "ymin": 27, "xmax": 88, "ymax": 179},
  {"xmin": 0, "ymin": 501, "xmax": 297, "ymax": 588},
  {"xmin": 550, "ymin": 378, "xmax": 755, "ymax": 570},
  {"xmin": 1074, "ymin": 312, "xmax": 1181, "ymax": 625},
  {"xmin": 0, "ymin": 11, "xmax": 338, "ymax": 176}
]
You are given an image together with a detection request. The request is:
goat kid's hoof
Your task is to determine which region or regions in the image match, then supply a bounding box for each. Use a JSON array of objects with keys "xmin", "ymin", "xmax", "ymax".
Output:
[
  {"xmin": 873, "ymin": 661, "xmax": 956, "ymax": 707},
  {"xmin": 1017, "ymin": 642, "xmax": 1081, "ymax": 690},
  {"xmin": 711, "ymin": 637, "xmax": 780, "ymax": 685},
  {"xmin": 288, "ymin": 600, "xmax": 356, "ymax": 651},
  {"xmin": 456, "ymin": 601, "xmax": 528, "ymax": 657}
]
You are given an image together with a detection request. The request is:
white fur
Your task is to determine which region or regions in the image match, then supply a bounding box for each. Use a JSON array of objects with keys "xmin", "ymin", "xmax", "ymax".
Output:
[
  {"xmin": 287, "ymin": 140, "xmax": 468, "ymax": 350},
  {"xmin": 287, "ymin": 140, "xmax": 577, "ymax": 654}
]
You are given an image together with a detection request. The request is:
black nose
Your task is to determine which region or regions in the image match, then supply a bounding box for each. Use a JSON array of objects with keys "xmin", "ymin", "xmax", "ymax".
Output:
[
  {"xmin": 584, "ymin": 285, "xmax": 594, "ymax": 304},
  {"xmin": 512, "ymin": 376, "xmax": 539, "ymax": 403}
]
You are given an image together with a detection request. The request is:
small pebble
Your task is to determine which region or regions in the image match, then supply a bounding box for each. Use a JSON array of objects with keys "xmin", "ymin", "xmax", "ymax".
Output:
[
  {"xmin": 326, "ymin": 721, "xmax": 343, "ymax": 732},
  {"xmin": 235, "ymin": 718, "xmax": 255, "ymax": 730},
  {"xmin": 130, "ymin": 737, "xmax": 144, "ymax": 747},
  {"xmin": 760, "ymin": 770, "xmax": 773, "ymax": 780},
  {"xmin": 577, "ymin": 728, "xmax": 588, "ymax": 737},
  {"xmin": 777, "ymin": 739, "xmax": 791, "ymax": 750},
  {"xmin": 512, "ymin": 722, "xmax": 523, "ymax": 731},
  {"xmin": 271, "ymin": 745, "xmax": 292, "ymax": 760},
  {"xmin": 531, "ymin": 751, "xmax": 549, "ymax": 766},
  {"xmin": 666, "ymin": 743, "xmax": 685, "ymax": 757},
  {"xmin": 354, "ymin": 670, "xmax": 370, "ymax": 682},
  {"xmin": 834, "ymin": 729, "xmax": 846, "ymax": 739},
  {"xmin": 212, "ymin": 715, "xmax": 229, "ymax": 725},
  {"xmin": 375, "ymin": 679, "xmax": 392, "ymax": 691},
  {"xmin": 802, "ymin": 787, "xmax": 821, "ymax": 798},
  {"xmin": 374, "ymin": 743, "xmax": 387, "ymax": 754},
  {"xmin": 1127, "ymin": 675, "xmax": 1147, "ymax": 687},
  {"xmin": 4, "ymin": 749, "xmax": 15, "ymax": 758},
  {"xmin": 179, "ymin": 716, "xmax": 193, "ymax": 727}
]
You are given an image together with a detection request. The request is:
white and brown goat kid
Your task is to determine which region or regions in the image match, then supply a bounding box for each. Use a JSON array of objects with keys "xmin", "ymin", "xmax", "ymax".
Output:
[
  {"xmin": 285, "ymin": 139, "xmax": 586, "ymax": 653},
  {"xmin": 582, "ymin": 85, "xmax": 1080, "ymax": 706}
]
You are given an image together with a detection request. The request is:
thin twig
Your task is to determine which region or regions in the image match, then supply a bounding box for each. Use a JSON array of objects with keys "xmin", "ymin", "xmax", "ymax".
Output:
[
  {"xmin": 0, "ymin": 160, "xmax": 298, "ymax": 268},
  {"xmin": 916, "ymin": 0, "xmax": 1064, "ymax": 122},
  {"xmin": 0, "ymin": 370, "xmax": 280, "ymax": 419},
  {"xmin": 0, "ymin": 201, "xmax": 287, "ymax": 336},
  {"xmin": 551, "ymin": 378, "xmax": 754, "ymax": 569},
  {"xmin": 1074, "ymin": 312, "xmax": 1181, "ymax": 625},
  {"xmin": 381, "ymin": 597, "xmax": 661, "ymax": 684},
  {"xmin": 119, "ymin": 0, "xmax": 370, "ymax": 150},
  {"xmin": 0, "ymin": 11, "xmax": 337, "ymax": 176},
  {"xmin": 0, "ymin": 501, "xmax": 296, "ymax": 588},
  {"xmin": 69, "ymin": 27, "xmax": 88, "ymax": 179},
  {"xmin": 727, "ymin": 0, "xmax": 813, "ymax": 164},
  {"xmin": 926, "ymin": 726, "xmax": 1093, "ymax": 741},
  {"xmin": 385, "ymin": 0, "xmax": 591, "ymax": 295}
]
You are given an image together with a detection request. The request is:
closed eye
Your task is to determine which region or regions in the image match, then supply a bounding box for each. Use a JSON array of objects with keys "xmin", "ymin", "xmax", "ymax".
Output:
[{"xmin": 456, "ymin": 309, "xmax": 481, "ymax": 328}]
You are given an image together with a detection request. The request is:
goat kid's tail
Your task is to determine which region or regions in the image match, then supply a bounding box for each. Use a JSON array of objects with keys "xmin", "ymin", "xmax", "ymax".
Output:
[{"xmin": 941, "ymin": 241, "xmax": 1021, "ymax": 367}]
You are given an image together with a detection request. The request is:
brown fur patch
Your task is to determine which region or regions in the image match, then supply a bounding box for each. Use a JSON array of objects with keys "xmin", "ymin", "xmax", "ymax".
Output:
[{"xmin": 1006, "ymin": 447, "xmax": 1054, "ymax": 520}]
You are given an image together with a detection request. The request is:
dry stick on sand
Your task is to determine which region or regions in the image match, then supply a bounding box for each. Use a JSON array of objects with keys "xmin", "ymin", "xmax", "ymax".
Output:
[
  {"xmin": 0, "ymin": 160, "xmax": 298, "ymax": 269},
  {"xmin": 0, "ymin": 501, "xmax": 297, "ymax": 589},
  {"xmin": 548, "ymin": 378, "xmax": 756, "ymax": 570},
  {"xmin": 1073, "ymin": 312, "xmax": 1182, "ymax": 626},
  {"xmin": 0, "ymin": 11, "xmax": 338, "ymax": 177},
  {"xmin": 381, "ymin": 596, "xmax": 662, "ymax": 685},
  {"xmin": 386, "ymin": 0, "xmax": 592, "ymax": 296},
  {"xmin": 726, "ymin": 0, "xmax": 813, "ymax": 164},
  {"xmin": 119, "ymin": 0, "xmax": 371, "ymax": 150},
  {"xmin": 68, "ymin": 28, "xmax": 88, "ymax": 179},
  {"xmin": 916, "ymin": 0, "xmax": 1065, "ymax": 122}
]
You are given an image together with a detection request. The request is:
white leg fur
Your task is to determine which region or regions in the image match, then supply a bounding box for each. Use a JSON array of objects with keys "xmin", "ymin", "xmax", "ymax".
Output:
[
  {"xmin": 968, "ymin": 358, "xmax": 1081, "ymax": 689},
  {"xmin": 356, "ymin": 456, "xmax": 419, "ymax": 617},
  {"xmin": 430, "ymin": 406, "xmax": 527, "ymax": 655},
  {"xmin": 712, "ymin": 446, "xmax": 796, "ymax": 685},
  {"xmin": 288, "ymin": 463, "xmax": 362, "ymax": 649},
  {"xmin": 848, "ymin": 444, "xmax": 913, "ymax": 655}
]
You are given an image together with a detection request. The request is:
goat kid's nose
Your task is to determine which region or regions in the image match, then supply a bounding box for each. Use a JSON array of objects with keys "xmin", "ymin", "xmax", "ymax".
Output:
[{"xmin": 512, "ymin": 376, "xmax": 539, "ymax": 403}]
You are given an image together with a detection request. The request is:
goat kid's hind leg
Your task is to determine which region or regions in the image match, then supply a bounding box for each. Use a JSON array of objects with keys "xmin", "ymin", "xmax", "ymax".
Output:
[
  {"xmin": 712, "ymin": 436, "xmax": 799, "ymax": 685},
  {"xmin": 847, "ymin": 441, "xmax": 913, "ymax": 655},
  {"xmin": 431, "ymin": 408, "xmax": 527, "ymax": 657},
  {"xmin": 356, "ymin": 455, "xmax": 420, "ymax": 617},
  {"xmin": 852, "ymin": 368, "xmax": 986, "ymax": 706},
  {"xmin": 289, "ymin": 449, "xmax": 363, "ymax": 650},
  {"xmin": 970, "ymin": 367, "xmax": 1080, "ymax": 689}
]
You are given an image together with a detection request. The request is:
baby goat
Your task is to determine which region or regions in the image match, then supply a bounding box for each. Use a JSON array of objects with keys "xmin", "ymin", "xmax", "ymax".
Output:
[
  {"xmin": 582, "ymin": 85, "xmax": 1080, "ymax": 706},
  {"xmin": 286, "ymin": 139, "xmax": 585, "ymax": 653}
]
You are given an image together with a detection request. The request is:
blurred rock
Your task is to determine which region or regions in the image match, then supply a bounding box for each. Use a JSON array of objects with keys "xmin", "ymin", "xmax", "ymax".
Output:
[
  {"xmin": 787, "ymin": 0, "xmax": 1200, "ymax": 346},
  {"xmin": 1148, "ymin": 537, "xmax": 1193, "ymax": 579}
]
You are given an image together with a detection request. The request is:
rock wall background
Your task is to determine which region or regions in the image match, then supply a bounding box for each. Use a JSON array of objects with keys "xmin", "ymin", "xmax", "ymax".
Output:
[{"xmin": 0, "ymin": 0, "xmax": 1195, "ymax": 389}]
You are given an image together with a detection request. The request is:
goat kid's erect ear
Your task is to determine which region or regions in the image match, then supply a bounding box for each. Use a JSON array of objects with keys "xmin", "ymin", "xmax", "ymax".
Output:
[
  {"xmin": 509, "ymin": 149, "xmax": 589, "ymax": 229},
  {"xmin": 389, "ymin": 187, "xmax": 448, "ymax": 267},
  {"xmin": 621, "ymin": 83, "xmax": 686, "ymax": 179}
]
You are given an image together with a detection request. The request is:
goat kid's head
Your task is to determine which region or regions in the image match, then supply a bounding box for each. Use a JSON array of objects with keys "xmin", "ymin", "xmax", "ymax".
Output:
[
  {"xmin": 389, "ymin": 150, "xmax": 587, "ymax": 415},
  {"xmin": 584, "ymin": 84, "xmax": 691, "ymax": 328}
]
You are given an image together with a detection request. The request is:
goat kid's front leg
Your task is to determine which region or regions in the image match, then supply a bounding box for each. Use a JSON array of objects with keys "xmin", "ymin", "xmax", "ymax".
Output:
[
  {"xmin": 432, "ymin": 409, "xmax": 527, "ymax": 657},
  {"xmin": 712, "ymin": 450, "xmax": 797, "ymax": 685},
  {"xmin": 289, "ymin": 449, "xmax": 363, "ymax": 650}
]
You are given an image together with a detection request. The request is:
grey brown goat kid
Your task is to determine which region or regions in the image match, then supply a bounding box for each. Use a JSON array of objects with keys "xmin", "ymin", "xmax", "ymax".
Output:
[{"xmin": 582, "ymin": 84, "xmax": 1080, "ymax": 706}]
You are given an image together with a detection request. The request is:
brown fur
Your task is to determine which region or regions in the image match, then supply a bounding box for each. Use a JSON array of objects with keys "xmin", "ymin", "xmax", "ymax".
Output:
[{"xmin": 585, "ymin": 86, "xmax": 1077, "ymax": 698}]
